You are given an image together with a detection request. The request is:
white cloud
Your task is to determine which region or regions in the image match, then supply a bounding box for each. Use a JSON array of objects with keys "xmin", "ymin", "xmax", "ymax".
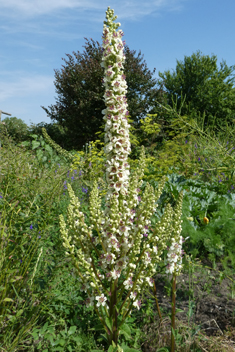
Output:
[
  {"xmin": 0, "ymin": 73, "xmax": 54, "ymax": 102},
  {"xmin": 0, "ymin": 0, "xmax": 101, "ymax": 17},
  {"xmin": 0, "ymin": 0, "xmax": 186, "ymax": 19}
]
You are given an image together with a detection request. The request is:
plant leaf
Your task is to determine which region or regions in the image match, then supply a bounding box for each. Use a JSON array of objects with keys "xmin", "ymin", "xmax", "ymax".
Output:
[
  {"xmin": 32, "ymin": 141, "xmax": 40, "ymax": 150},
  {"xmin": 3, "ymin": 298, "xmax": 14, "ymax": 302},
  {"xmin": 68, "ymin": 325, "xmax": 77, "ymax": 335}
]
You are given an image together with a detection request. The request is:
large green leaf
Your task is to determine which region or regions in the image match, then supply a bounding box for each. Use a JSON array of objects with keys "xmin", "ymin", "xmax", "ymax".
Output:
[
  {"xmin": 68, "ymin": 325, "xmax": 77, "ymax": 335},
  {"xmin": 32, "ymin": 140, "xmax": 40, "ymax": 150}
]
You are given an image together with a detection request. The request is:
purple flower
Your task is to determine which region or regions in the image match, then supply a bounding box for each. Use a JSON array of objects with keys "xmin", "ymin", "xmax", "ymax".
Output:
[
  {"xmin": 0, "ymin": 194, "xmax": 2, "ymax": 199},
  {"xmin": 198, "ymin": 157, "xmax": 201, "ymax": 161},
  {"xmin": 185, "ymin": 140, "xmax": 188, "ymax": 144},
  {"xmin": 30, "ymin": 224, "xmax": 33, "ymax": 230},
  {"xmin": 38, "ymin": 236, "xmax": 41, "ymax": 239},
  {"xmin": 71, "ymin": 176, "xmax": 74, "ymax": 180},
  {"xmin": 82, "ymin": 187, "xmax": 88, "ymax": 194}
]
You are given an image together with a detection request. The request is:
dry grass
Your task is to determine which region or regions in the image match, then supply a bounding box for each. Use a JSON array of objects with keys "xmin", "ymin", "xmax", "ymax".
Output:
[{"xmin": 141, "ymin": 316, "xmax": 235, "ymax": 352}]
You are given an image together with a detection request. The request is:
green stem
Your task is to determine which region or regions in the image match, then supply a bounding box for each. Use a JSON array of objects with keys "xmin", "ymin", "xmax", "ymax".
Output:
[
  {"xmin": 171, "ymin": 273, "xmax": 176, "ymax": 352},
  {"xmin": 111, "ymin": 279, "xmax": 118, "ymax": 345},
  {"xmin": 94, "ymin": 304, "xmax": 111, "ymax": 341}
]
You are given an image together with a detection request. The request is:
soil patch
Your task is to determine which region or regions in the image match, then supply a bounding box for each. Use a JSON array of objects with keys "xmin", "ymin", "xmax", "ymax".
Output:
[{"xmin": 141, "ymin": 261, "xmax": 235, "ymax": 351}]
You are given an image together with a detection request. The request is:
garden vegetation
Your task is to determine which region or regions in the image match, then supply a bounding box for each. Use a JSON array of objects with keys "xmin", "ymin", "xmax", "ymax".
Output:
[{"xmin": 0, "ymin": 7, "xmax": 235, "ymax": 352}]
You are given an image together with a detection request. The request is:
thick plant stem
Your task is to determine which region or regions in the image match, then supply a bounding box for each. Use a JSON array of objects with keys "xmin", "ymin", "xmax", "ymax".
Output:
[
  {"xmin": 153, "ymin": 281, "xmax": 162, "ymax": 323},
  {"xmin": 110, "ymin": 280, "xmax": 118, "ymax": 345},
  {"xmin": 171, "ymin": 273, "xmax": 176, "ymax": 352},
  {"xmin": 113, "ymin": 281, "xmax": 118, "ymax": 345}
]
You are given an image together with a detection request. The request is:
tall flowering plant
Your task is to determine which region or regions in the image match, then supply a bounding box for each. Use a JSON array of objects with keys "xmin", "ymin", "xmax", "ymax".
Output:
[{"xmin": 59, "ymin": 7, "xmax": 184, "ymax": 350}]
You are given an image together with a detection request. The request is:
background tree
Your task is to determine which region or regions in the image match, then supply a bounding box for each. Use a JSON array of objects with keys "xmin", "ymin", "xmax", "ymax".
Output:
[
  {"xmin": 1, "ymin": 116, "xmax": 29, "ymax": 144},
  {"xmin": 42, "ymin": 38, "xmax": 160, "ymax": 150},
  {"xmin": 157, "ymin": 51, "xmax": 235, "ymax": 131},
  {"xmin": 28, "ymin": 121, "xmax": 70, "ymax": 149}
]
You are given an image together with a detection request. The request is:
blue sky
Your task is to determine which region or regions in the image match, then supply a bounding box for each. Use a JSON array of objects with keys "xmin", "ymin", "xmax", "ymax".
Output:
[{"xmin": 0, "ymin": 0, "xmax": 234, "ymax": 127}]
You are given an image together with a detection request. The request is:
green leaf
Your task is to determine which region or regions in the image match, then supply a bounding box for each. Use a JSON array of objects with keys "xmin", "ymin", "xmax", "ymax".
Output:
[
  {"xmin": 42, "ymin": 322, "xmax": 49, "ymax": 333},
  {"xmin": 45, "ymin": 144, "xmax": 53, "ymax": 155},
  {"xmin": 122, "ymin": 347, "xmax": 141, "ymax": 352},
  {"xmin": 36, "ymin": 149, "xmax": 43, "ymax": 160},
  {"xmin": 30, "ymin": 134, "xmax": 38, "ymax": 139},
  {"xmin": 119, "ymin": 323, "xmax": 132, "ymax": 339},
  {"xmin": 105, "ymin": 316, "xmax": 113, "ymax": 331},
  {"xmin": 20, "ymin": 141, "xmax": 30, "ymax": 147},
  {"xmin": 68, "ymin": 325, "xmax": 77, "ymax": 335},
  {"xmin": 31, "ymin": 331, "xmax": 39, "ymax": 340},
  {"xmin": 32, "ymin": 140, "xmax": 40, "ymax": 150},
  {"xmin": 16, "ymin": 309, "xmax": 24, "ymax": 317},
  {"xmin": 59, "ymin": 338, "xmax": 65, "ymax": 346},
  {"xmin": 3, "ymin": 298, "xmax": 14, "ymax": 302},
  {"xmin": 73, "ymin": 336, "xmax": 83, "ymax": 343},
  {"xmin": 175, "ymin": 308, "xmax": 184, "ymax": 314}
]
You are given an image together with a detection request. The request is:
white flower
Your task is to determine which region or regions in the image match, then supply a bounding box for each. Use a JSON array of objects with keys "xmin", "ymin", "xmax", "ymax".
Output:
[
  {"xmin": 106, "ymin": 142, "xmax": 113, "ymax": 153},
  {"xmin": 133, "ymin": 299, "xmax": 141, "ymax": 310},
  {"xmin": 152, "ymin": 246, "xmax": 158, "ymax": 254},
  {"xmin": 130, "ymin": 291, "xmax": 137, "ymax": 300},
  {"xmin": 104, "ymin": 252, "xmax": 116, "ymax": 265},
  {"xmin": 166, "ymin": 264, "xmax": 174, "ymax": 274},
  {"xmin": 123, "ymin": 276, "xmax": 133, "ymax": 289},
  {"xmin": 111, "ymin": 269, "xmax": 121, "ymax": 279},
  {"xmin": 95, "ymin": 293, "xmax": 107, "ymax": 307},
  {"xmin": 145, "ymin": 277, "xmax": 153, "ymax": 287},
  {"xmin": 129, "ymin": 263, "xmax": 136, "ymax": 269}
]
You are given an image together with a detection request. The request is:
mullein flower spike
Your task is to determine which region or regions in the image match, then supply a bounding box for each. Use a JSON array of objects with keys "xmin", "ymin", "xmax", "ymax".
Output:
[{"xmin": 59, "ymin": 7, "xmax": 184, "ymax": 345}]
